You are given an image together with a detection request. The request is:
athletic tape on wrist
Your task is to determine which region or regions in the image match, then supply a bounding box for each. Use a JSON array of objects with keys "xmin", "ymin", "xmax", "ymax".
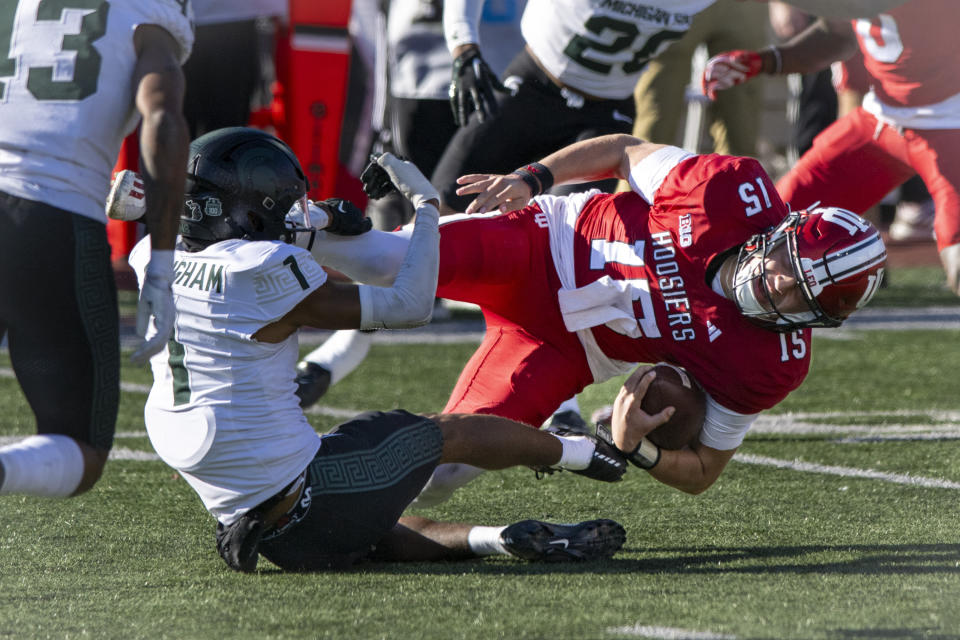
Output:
[{"xmin": 627, "ymin": 437, "xmax": 661, "ymax": 470}]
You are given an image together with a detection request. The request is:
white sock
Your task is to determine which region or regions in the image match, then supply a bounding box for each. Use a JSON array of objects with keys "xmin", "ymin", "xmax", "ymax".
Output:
[
  {"xmin": 467, "ymin": 525, "xmax": 508, "ymax": 556},
  {"xmin": 554, "ymin": 396, "xmax": 580, "ymax": 415},
  {"xmin": 553, "ymin": 434, "xmax": 594, "ymax": 471},
  {"xmin": 0, "ymin": 434, "xmax": 85, "ymax": 497},
  {"xmin": 303, "ymin": 330, "xmax": 373, "ymax": 385}
]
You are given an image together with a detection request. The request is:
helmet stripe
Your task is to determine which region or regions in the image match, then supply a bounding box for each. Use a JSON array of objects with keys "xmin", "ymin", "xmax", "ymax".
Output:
[{"xmin": 809, "ymin": 233, "xmax": 886, "ymax": 284}]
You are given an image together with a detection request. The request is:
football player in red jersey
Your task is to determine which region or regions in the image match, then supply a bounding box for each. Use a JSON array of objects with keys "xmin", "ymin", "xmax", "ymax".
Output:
[
  {"xmin": 291, "ymin": 134, "xmax": 883, "ymax": 505},
  {"xmin": 407, "ymin": 134, "xmax": 886, "ymax": 501},
  {"xmin": 702, "ymin": 0, "xmax": 960, "ymax": 296}
]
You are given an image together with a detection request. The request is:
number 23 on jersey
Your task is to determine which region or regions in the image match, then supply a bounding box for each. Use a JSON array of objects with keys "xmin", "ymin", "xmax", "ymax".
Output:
[{"xmin": 0, "ymin": 0, "xmax": 110, "ymax": 102}]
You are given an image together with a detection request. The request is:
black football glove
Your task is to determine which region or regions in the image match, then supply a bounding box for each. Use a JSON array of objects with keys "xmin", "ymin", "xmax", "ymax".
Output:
[
  {"xmin": 318, "ymin": 197, "xmax": 372, "ymax": 236},
  {"xmin": 449, "ymin": 48, "xmax": 506, "ymax": 127},
  {"xmin": 360, "ymin": 155, "xmax": 399, "ymax": 200}
]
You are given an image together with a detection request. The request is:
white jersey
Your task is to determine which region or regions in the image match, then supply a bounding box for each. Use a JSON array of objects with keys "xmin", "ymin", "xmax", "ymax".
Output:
[
  {"xmin": 521, "ymin": 0, "xmax": 714, "ymax": 99},
  {"xmin": 0, "ymin": 0, "xmax": 193, "ymax": 222},
  {"xmin": 130, "ymin": 237, "xmax": 327, "ymax": 525}
]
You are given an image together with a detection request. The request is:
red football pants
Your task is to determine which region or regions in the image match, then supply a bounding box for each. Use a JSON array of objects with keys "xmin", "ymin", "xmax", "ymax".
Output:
[
  {"xmin": 777, "ymin": 107, "xmax": 960, "ymax": 251},
  {"xmin": 436, "ymin": 209, "xmax": 594, "ymax": 427}
]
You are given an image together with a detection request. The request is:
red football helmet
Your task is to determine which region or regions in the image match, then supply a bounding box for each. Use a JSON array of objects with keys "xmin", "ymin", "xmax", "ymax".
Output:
[{"xmin": 732, "ymin": 207, "xmax": 887, "ymax": 331}]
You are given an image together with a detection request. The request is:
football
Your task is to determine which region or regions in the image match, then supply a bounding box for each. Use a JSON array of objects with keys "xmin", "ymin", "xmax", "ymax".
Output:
[{"xmin": 641, "ymin": 363, "xmax": 706, "ymax": 450}]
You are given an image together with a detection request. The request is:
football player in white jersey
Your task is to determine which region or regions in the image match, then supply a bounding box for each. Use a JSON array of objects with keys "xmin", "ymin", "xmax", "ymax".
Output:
[
  {"xmin": 0, "ymin": 0, "xmax": 193, "ymax": 500},
  {"xmin": 125, "ymin": 127, "xmax": 631, "ymax": 571}
]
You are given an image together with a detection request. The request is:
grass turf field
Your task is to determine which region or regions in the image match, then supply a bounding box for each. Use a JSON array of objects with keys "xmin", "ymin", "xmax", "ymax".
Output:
[{"xmin": 1, "ymin": 269, "xmax": 959, "ymax": 639}]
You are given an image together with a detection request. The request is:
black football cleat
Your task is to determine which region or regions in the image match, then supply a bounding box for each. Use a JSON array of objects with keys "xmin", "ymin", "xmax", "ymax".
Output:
[
  {"xmin": 500, "ymin": 519, "xmax": 626, "ymax": 562},
  {"xmin": 542, "ymin": 427, "xmax": 627, "ymax": 482},
  {"xmin": 294, "ymin": 361, "xmax": 332, "ymax": 408}
]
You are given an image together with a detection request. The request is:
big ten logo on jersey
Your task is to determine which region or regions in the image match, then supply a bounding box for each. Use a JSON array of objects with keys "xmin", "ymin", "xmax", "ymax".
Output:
[{"xmin": 678, "ymin": 213, "xmax": 693, "ymax": 247}]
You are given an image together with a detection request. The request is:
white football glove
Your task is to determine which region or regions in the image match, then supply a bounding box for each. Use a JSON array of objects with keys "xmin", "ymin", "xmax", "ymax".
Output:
[
  {"xmin": 105, "ymin": 170, "xmax": 146, "ymax": 221},
  {"xmin": 132, "ymin": 250, "xmax": 176, "ymax": 365},
  {"xmin": 377, "ymin": 152, "xmax": 439, "ymax": 210}
]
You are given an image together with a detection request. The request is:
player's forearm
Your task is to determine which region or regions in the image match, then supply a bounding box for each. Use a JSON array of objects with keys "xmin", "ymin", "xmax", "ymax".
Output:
[
  {"xmin": 539, "ymin": 134, "xmax": 639, "ymax": 185},
  {"xmin": 357, "ymin": 203, "xmax": 439, "ymax": 329},
  {"xmin": 139, "ymin": 107, "xmax": 189, "ymax": 251},
  {"xmin": 647, "ymin": 445, "xmax": 734, "ymax": 495},
  {"xmin": 767, "ymin": 18, "xmax": 859, "ymax": 75},
  {"xmin": 781, "ymin": 0, "xmax": 907, "ymax": 18},
  {"xmin": 304, "ymin": 229, "xmax": 407, "ymax": 287}
]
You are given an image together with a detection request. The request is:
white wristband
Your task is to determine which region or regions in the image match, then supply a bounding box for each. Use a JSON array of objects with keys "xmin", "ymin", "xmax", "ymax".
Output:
[{"xmin": 146, "ymin": 249, "xmax": 175, "ymax": 280}]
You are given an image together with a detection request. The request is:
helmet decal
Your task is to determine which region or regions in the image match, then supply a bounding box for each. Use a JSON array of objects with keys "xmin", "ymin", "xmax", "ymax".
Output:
[
  {"xmin": 184, "ymin": 200, "xmax": 202, "ymax": 222},
  {"xmin": 204, "ymin": 198, "xmax": 223, "ymax": 217}
]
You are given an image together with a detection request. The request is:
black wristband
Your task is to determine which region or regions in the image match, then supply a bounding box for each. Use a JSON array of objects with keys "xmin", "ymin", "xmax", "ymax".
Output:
[{"xmin": 511, "ymin": 162, "xmax": 554, "ymax": 196}]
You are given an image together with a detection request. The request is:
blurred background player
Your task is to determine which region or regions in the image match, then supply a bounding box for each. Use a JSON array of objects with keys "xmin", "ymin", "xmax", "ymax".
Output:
[
  {"xmin": 768, "ymin": 1, "xmax": 934, "ymax": 244},
  {"xmin": 366, "ymin": 0, "xmax": 525, "ymax": 230},
  {"xmin": 631, "ymin": 0, "xmax": 769, "ymax": 158},
  {"xmin": 183, "ymin": 0, "xmax": 287, "ymax": 138},
  {"xmin": 702, "ymin": 0, "xmax": 960, "ymax": 296},
  {"xmin": 0, "ymin": 0, "xmax": 192, "ymax": 498}
]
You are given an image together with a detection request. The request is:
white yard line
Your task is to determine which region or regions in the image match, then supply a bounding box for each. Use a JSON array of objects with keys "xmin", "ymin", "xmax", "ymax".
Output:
[
  {"xmin": 733, "ymin": 453, "xmax": 960, "ymax": 490},
  {"xmin": 607, "ymin": 625, "xmax": 736, "ymax": 639}
]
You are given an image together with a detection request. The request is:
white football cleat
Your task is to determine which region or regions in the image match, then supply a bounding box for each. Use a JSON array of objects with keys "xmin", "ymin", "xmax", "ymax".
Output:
[{"xmin": 105, "ymin": 169, "xmax": 146, "ymax": 221}]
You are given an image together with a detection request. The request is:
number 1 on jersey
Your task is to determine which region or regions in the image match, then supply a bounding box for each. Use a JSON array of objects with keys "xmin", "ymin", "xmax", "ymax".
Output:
[{"xmin": 283, "ymin": 255, "xmax": 310, "ymax": 290}]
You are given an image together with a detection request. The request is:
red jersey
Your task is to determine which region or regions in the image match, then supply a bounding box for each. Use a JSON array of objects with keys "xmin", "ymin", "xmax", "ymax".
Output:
[
  {"xmin": 571, "ymin": 155, "xmax": 810, "ymax": 415},
  {"xmin": 853, "ymin": 0, "xmax": 960, "ymax": 107}
]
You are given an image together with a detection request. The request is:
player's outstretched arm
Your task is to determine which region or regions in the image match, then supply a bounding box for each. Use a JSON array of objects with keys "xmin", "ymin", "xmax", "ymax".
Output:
[
  {"xmin": 456, "ymin": 135, "xmax": 667, "ymax": 214},
  {"xmin": 702, "ymin": 18, "xmax": 857, "ymax": 100},
  {"xmin": 129, "ymin": 24, "xmax": 190, "ymax": 364},
  {"xmin": 256, "ymin": 154, "xmax": 441, "ymax": 340}
]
